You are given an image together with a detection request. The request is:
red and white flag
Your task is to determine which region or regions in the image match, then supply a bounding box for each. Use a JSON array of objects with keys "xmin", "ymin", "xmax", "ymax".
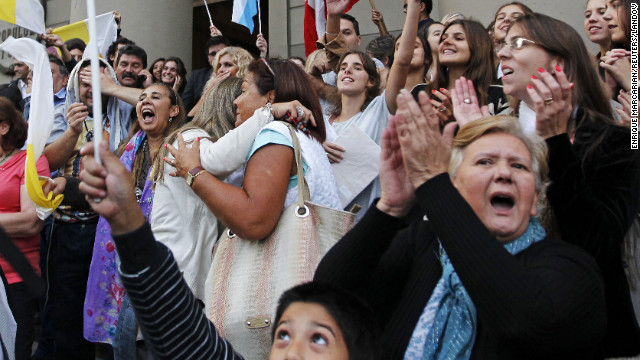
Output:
[{"xmin": 304, "ymin": 0, "xmax": 358, "ymax": 56}]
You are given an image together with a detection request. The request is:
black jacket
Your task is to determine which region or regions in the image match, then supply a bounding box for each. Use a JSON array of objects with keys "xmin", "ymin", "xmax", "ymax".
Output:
[{"xmin": 315, "ymin": 174, "xmax": 607, "ymax": 359}]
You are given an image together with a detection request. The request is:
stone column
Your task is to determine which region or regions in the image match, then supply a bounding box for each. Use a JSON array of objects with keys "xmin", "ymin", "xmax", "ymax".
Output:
[{"xmin": 69, "ymin": 0, "xmax": 194, "ymax": 74}]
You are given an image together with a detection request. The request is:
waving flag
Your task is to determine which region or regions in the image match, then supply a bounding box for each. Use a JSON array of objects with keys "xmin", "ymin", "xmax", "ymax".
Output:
[
  {"xmin": 0, "ymin": 0, "xmax": 45, "ymax": 35},
  {"xmin": 52, "ymin": 12, "xmax": 117, "ymax": 60},
  {"xmin": 0, "ymin": 37, "xmax": 64, "ymax": 209},
  {"xmin": 232, "ymin": 0, "xmax": 258, "ymax": 33},
  {"xmin": 304, "ymin": 0, "xmax": 358, "ymax": 56}
]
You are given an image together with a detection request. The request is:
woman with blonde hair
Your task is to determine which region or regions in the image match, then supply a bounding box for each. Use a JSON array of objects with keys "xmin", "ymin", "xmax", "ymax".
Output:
[{"xmin": 187, "ymin": 46, "xmax": 253, "ymax": 117}]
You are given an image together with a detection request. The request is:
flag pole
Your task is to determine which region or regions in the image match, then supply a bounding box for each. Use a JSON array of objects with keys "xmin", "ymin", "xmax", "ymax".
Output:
[
  {"xmin": 257, "ymin": 0, "xmax": 262, "ymax": 34},
  {"xmin": 204, "ymin": 0, "xmax": 214, "ymax": 28},
  {"xmin": 86, "ymin": 0, "xmax": 103, "ymax": 165}
]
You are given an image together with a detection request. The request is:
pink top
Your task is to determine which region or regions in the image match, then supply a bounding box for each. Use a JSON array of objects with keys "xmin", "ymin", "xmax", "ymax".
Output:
[{"xmin": 0, "ymin": 150, "xmax": 49, "ymax": 284}]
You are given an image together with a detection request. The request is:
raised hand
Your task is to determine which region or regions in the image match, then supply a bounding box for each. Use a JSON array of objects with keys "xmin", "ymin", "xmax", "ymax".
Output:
[
  {"xmin": 256, "ymin": 34, "xmax": 268, "ymax": 58},
  {"xmin": 527, "ymin": 65, "xmax": 573, "ymax": 139},
  {"xmin": 66, "ymin": 102, "xmax": 89, "ymax": 135},
  {"xmin": 395, "ymin": 89, "xmax": 457, "ymax": 189},
  {"xmin": 326, "ymin": 0, "xmax": 354, "ymax": 16},
  {"xmin": 451, "ymin": 76, "xmax": 491, "ymax": 128},
  {"xmin": 376, "ymin": 115, "xmax": 415, "ymax": 217}
]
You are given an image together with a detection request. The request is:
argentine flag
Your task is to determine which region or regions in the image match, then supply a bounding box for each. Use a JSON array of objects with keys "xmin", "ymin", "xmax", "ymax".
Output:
[{"xmin": 232, "ymin": 0, "xmax": 258, "ymax": 33}]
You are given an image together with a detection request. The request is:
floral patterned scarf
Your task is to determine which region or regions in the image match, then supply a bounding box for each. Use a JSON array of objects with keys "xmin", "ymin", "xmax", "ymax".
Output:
[{"xmin": 83, "ymin": 130, "xmax": 154, "ymax": 344}]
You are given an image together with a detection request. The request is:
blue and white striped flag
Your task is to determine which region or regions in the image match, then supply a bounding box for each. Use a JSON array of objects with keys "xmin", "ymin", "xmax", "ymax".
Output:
[{"xmin": 232, "ymin": 0, "xmax": 258, "ymax": 33}]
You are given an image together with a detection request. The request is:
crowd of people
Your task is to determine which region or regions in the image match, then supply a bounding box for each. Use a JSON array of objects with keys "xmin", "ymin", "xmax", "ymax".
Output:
[{"xmin": 0, "ymin": 0, "xmax": 637, "ymax": 358}]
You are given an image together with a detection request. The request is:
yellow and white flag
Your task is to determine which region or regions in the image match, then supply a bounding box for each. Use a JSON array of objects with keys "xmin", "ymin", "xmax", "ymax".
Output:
[
  {"xmin": 52, "ymin": 12, "xmax": 117, "ymax": 60},
  {"xmin": 0, "ymin": 37, "xmax": 63, "ymax": 209},
  {"xmin": 0, "ymin": 0, "xmax": 45, "ymax": 34}
]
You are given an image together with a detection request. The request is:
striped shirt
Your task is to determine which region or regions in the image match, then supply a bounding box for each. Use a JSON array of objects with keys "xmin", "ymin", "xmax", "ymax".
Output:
[{"xmin": 115, "ymin": 223, "xmax": 246, "ymax": 360}]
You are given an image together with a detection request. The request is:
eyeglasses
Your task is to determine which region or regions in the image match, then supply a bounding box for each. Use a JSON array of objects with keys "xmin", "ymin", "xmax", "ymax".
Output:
[
  {"xmin": 497, "ymin": 37, "xmax": 537, "ymax": 52},
  {"xmin": 260, "ymin": 57, "xmax": 275, "ymax": 78}
]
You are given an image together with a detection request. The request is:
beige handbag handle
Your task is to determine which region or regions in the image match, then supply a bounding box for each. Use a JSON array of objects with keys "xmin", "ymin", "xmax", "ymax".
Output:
[{"xmin": 286, "ymin": 123, "xmax": 311, "ymax": 216}]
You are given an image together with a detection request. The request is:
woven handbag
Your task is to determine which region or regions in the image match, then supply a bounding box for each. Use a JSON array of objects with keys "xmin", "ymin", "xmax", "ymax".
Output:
[{"xmin": 204, "ymin": 124, "xmax": 355, "ymax": 359}]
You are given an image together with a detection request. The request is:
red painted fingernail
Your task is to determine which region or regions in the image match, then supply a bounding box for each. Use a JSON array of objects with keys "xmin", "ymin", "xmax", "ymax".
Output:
[
  {"xmin": 163, "ymin": 157, "xmax": 166, "ymax": 161},
  {"xmin": 569, "ymin": 83, "xmax": 575, "ymax": 89},
  {"xmin": 555, "ymin": 65, "xmax": 562, "ymax": 72},
  {"xmin": 440, "ymin": 88, "xmax": 444, "ymax": 92},
  {"xmin": 538, "ymin": 67, "xmax": 545, "ymax": 73},
  {"xmin": 527, "ymin": 84, "xmax": 533, "ymax": 89},
  {"xmin": 165, "ymin": 144, "xmax": 168, "ymax": 148},
  {"xmin": 196, "ymin": 137, "xmax": 200, "ymax": 142},
  {"xmin": 531, "ymin": 75, "xmax": 537, "ymax": 80},
  {"xmin": 432, "ymin": 89, "xmax": 436, "ymax": 94}
]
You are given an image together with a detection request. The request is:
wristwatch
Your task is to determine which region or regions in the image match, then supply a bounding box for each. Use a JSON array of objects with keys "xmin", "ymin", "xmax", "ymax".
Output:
[{"xmin": 185, "ymin": 166, "xmax": 206, "ymax": 187}]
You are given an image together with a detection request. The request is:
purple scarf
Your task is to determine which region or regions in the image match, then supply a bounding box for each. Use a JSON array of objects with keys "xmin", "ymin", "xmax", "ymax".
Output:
[{"xmin": 83, "ymin": 131, "xmax": 154, "ymax": 344}]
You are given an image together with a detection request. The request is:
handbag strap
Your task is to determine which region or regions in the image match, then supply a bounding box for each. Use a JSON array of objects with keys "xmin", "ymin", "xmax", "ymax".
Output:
[{"xmin": 286, "ymin": 123, "xmax": 311, "ymax": 209}]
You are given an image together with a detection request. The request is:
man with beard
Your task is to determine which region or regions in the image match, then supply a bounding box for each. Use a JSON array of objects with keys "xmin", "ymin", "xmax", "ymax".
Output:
[{"xmin": 79, "ymin": 44, "xmax": 150, "ymax": 151}]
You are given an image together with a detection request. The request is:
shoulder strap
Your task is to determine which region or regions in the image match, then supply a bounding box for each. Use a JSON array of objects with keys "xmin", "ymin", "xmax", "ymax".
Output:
[{"xmin": 286, "ymin": 123, "xmax": 310, "ymax": 207}]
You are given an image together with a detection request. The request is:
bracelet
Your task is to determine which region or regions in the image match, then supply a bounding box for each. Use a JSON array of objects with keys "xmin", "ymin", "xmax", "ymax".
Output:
[
  {"xmin": 325, "ymin": 31, "xmax": 339, "ymax": 36},
  {"xmin": 264, "ymin": 102, "xmax": 274, "ymax": 117}
]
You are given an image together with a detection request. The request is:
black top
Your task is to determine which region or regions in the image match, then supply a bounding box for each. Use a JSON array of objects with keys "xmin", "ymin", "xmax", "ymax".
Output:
[
  {"xmin": 546, "ymin": 121, "xmax": 640, "ymax": 357},
  {"xmin": 182, "ymin": 67, "xmax": 213, "ymax": 114},
  {"xmin": 314, "ymin": 174, "xmax": 607, "ymax": 359},
  {"xmin": 113, "ymin": 222, "xmax": 245, "ymax": 360}
]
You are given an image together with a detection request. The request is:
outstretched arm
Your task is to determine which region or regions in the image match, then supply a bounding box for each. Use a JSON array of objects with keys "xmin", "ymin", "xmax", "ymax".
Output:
[
  {"xmin": 384, "ymin": 0, "xmax": 420, "ymax": 114},
  {"xmin": 78, "ymin": 141, "xmax": 245, "ymax": 360}
]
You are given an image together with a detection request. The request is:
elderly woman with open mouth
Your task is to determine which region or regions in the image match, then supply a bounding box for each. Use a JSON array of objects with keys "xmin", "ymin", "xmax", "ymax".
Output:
[{"xmin": 314, "ymin": 90, "xmax": 607, "ymax": 359}]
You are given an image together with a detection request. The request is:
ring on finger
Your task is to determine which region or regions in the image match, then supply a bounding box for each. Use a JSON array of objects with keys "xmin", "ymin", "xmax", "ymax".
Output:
[
  {"xmin": 440, "ymin": 106, "xmax": 447, "ymax": 112},
  {"xmin": 296, "ymin": 106, "xmax": 305, "ymax": 118},
  {"xmin": 544, "ymin": 97, "xmax": 554, "ymax": 105},
  {"xmin": 463, "ymin": 98, "xmax": 471, "ymax": 104}
]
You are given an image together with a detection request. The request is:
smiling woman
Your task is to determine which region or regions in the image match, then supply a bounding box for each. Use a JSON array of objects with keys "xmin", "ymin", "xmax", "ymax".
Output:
[
  {"xmin": 161, "ymin": 56, "xmax": 187, "ymax": 96},
  {"xmin": 83, "ymin": 83, "xmax": 185, "ymax": 356}
]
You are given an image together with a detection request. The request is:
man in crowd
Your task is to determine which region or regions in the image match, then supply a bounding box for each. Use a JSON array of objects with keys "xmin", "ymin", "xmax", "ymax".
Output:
[
  {"xmin": 182, "ymin": 35, "xmax": 230, "ymax": 113},
  {"xmin": 8, "ymin": 60, "xmax": 30, "ymax": 110},
  {"xmin": 37, "ymin": 59, "xmax": 110, "ymax": 360}
]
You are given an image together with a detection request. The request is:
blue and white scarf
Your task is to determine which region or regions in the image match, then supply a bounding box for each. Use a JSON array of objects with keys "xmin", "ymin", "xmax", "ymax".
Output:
[{"xmin": 404, "ymin": 217, "xmax": 546, "ymax": 360}]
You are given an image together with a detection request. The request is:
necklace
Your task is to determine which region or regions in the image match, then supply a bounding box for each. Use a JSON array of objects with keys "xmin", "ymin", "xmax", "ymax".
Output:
[{"xmin": 0, "ymin": 149, "xmax": 16, "ymax": 166}]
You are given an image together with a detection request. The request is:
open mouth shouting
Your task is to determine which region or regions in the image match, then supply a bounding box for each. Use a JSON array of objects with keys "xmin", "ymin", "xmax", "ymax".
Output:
[
  {"xmin": 490, "ymin": 192, "xmax": 516, "ymax": 214},
  {"xmin": 141, "ymin": 107, "xmax": 156, "ymax": 124}
]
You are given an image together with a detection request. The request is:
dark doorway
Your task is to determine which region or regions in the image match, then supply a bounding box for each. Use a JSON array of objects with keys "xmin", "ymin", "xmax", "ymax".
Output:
[{"xmin": 192, "ymin": 0, "xmax": 269, "ymax": 71}]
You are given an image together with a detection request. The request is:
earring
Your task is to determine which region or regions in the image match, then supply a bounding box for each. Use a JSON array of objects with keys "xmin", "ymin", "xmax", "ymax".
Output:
[{"xmin": 169, "ymin": 117, "xmax": 173, "ymax": 123}]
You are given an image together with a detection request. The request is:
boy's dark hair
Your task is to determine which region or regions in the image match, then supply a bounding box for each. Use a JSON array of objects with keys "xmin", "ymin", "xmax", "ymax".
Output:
[
  {"xmin": 107, "ymin": 37, "xmax": 135, "ymax": 62},
  {"xmin": 420, "ymin": 0, "xmax": 433, "ymax": 15},
  {"xmin": 366, "ymin": 34, "xmax": 395, "ymax": 68},
  {"xmin": 274, "ymin": 282, "xmax": 381, "ymax": 360},
  {"xmin": 340, "ymin": 14, "xmax": 360, "ymax": 36},
  {"xmin": 64, "ymin": 38, "xmax": 86, "ymax": 52},
  {"xmin": 116, "ymin": 45, "xmax": 148, "ymax": 69},
  {"xmin": 206, "ymin": 36, "xmax": 230, "ymax": 50}
]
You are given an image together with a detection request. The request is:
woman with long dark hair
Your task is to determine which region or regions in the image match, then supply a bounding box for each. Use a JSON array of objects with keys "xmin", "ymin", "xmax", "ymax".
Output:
[{"xmin": 161, "ymin": 56, "xmax": 187, "ymax": 96}]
